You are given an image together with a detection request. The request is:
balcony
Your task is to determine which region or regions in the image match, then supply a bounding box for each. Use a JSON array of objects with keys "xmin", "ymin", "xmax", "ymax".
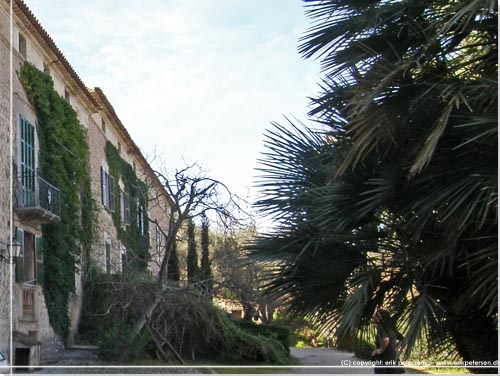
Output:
[{"xmin": 16, "ymin": 173, "xmax": 61, "ymax": 224}]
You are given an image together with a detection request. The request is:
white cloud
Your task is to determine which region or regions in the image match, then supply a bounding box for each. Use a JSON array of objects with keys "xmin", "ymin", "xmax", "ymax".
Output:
[{"xmin": 25, "ymin": 0, "xmax": 321, "ymax": 203}]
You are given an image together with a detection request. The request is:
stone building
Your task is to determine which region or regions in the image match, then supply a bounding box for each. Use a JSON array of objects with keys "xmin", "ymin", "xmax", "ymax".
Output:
[
  {"xmin": 0, "ymin": 0, "xmax": 12, "ymax": 358},
  {"xmin": 0, "ymin": 0, "xmax": 173, "ymax": 369}
]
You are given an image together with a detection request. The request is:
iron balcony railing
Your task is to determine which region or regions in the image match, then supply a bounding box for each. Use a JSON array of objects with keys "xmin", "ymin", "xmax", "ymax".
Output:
[{"xmin": 17, "ymin": 173, "xmax": 61, "ymax": 219}]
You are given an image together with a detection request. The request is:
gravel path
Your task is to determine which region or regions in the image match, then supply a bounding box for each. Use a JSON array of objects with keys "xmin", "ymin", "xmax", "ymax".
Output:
[
  {"xmin": 34, "ymin": 348, "xmax": 198, "ymax": 374},
  {"xmin": 289, "ymin": 347, "xmax": 374, "ymax": 374},
  {"xmin": 33, "ymin": 347, "xmax": 374, "ymax": 374}
]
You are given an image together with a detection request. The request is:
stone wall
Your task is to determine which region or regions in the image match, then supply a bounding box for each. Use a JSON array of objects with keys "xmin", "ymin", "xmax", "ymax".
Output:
[
  {"xmin": 87, "ymin": 113, "xmax": 121, "ymax": 272},
  {"xmin": 147, "ymin": 184, "xmax": 172, "ymax": 276},
  {"xmin": 11, "ymin": 284, "xmax": 64, "ymax": 363},
  {"xmin": 0, "ymin": 4, "xmax": 12, "ymax": 358},
  {"xmin": 0, "ymin": 263, "xmax": 10, "ymax": 357}
]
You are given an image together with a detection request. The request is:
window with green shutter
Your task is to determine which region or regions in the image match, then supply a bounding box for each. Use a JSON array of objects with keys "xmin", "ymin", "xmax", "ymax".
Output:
[
  {"xmin": 101, "ymin": 166, "xmax": 115, "ymax": 212},
  {"xmin": 19, "ymin": 116, "xmax": 36, "ymax": 207}
]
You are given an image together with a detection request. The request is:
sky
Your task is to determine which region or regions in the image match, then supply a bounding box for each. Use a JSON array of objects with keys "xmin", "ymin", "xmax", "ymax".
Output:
[{"xmin": 24, "ymin": 0, "xmax": 321, "ymax": 224}]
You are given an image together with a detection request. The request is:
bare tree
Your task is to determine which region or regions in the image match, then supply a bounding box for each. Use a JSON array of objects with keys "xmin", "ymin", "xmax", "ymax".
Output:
[
  {"xmin": 212, "ymin": 226, "xmax": 279, "ymax": 323},
  {"xmin": 126, "ymin": 162, "xmax": 249, "ymax": 350}
]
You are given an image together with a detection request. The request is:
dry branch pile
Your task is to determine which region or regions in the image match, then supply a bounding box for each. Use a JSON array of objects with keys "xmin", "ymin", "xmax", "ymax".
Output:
[{"xmin": 79, "ymin": 272, "xmax": 289, "ymax": 365}]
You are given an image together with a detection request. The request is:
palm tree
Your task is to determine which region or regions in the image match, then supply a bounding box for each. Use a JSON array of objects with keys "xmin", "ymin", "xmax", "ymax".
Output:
[{"xmin": 252, "ymin": 0, "xmax": 497, "ymax": 369}]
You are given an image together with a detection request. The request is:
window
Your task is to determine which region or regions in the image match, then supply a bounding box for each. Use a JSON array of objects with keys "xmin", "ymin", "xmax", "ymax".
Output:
[
  {"xmin": 155, "ymin": 226, "xmax": 162, "ymax": 255},
  {"xmin": 138, "ymin": 204, "xmax": 145, "ymax": 235},
  {"xmin": 119, "ymin": 245, "xmax": 127, "ymax": 273},
  {"xmin": 101, "ymin": 119, "xmax": 106, "ymax": 134},
  {"xmin": 118, "ymin": 142, "xmax": 121, "ymax": 154},
  {"xmin": 18, "ymin": 33, "xmax": 27, "ymax": 58},
  {"xmin": 100, "ymin": 167, "xmax": 115, "ymax": 212},
  {"xmin": 15, "ymin": 228, "xmax": 43, "ymax": 286},
  {"xmin": 101, "ymin": 167, "xmax": 108, "ymax": 208},
  {"xmin": 19, "ymin": 116, "xmax": 35, "ymax": 207},
  {"xmin": 120, "ymin": 190, "xmax": 130, "ymax": 225},
  {"xmin": 43, "ymin": 62, "xmax": 50, "ymax": 75},
  {"xmin": 109, "ymin": 175, "xmax": 115, "ymax": 211},
  {"xmin": 105, "ymin": 240, "xmax": 111, "ymax": 274},
  {"xmin": 64, "ymin": 89, "xmax": 70, "ymax": 103}
]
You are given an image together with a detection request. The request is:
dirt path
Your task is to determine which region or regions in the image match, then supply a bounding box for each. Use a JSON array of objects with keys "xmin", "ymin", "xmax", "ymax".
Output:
[
  {"xmin": 34, "ymin": 346, "xmax": 374, "ymax": 374},
  {"xmin": 290, "ymin": 347, "xmax": 374, "ymax": 374}
]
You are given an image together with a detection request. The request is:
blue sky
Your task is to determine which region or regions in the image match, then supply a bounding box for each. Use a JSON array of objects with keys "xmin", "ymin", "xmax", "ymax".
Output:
[{"xmin": 25, "ymin": 0, "xmax": 320, "ymax": 219}]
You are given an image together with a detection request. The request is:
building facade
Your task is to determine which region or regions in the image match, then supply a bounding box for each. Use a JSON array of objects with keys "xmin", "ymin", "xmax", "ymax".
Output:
[
  {"xmin": 0, "ymin": 1, "xmax": 12, "ymax": 358},
  {"xmin": 0, "ymin": 0, "xmax": 173, "ymax": 369}
]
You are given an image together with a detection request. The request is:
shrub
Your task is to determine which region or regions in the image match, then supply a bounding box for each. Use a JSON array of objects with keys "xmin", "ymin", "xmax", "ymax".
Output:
[{"xmin": 236, "ymin": 320, "xmax": 290, "ymax": 356}]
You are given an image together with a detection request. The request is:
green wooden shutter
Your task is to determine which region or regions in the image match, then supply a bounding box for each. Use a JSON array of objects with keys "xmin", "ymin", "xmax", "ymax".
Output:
[
  {"xmin": 101, "ymin": 166, "xmax": 106, "ymax": 207},
  {"xmin": 15, "ymin": 228, "xmax": 25, "ymax": 283},
  {"xmin": 35, "ymin": 236, "xmax": 43, "ymax": 287},
  {"xmin": 109, "ymin": 175, "xmax": 115, "ymax": 212}
]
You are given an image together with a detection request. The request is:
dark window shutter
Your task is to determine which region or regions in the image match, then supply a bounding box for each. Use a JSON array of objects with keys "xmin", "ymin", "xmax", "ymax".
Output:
[
  {"xmin": 124, "ymin": 192, "xmax": 130, "ymax": 224},
  {"xmin": 120, "ymin": 190, "xmax": 125, "ymax": 222},
  {"xmin": 109, "ymin": 175, "xmax": 115, "ymax": 212},
  {"xmin": 35, "ymin": 236, "xmax": 43, "ymax": 287},
  {"xmin": 100, "ymin": 166, "xmax": 106, "ymax": 207},
  {"xmin": 15, "ymin": 228, "xmax": 25, "ymax": 283},
  {"xmin": 138, "ymin": 205, "xmax": 144, "ymax": 235}
]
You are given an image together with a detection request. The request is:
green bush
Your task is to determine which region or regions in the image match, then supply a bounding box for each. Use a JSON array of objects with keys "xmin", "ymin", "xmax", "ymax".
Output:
[
  {"xmin": 236, "ymin": 320, "xmax": 290, "ymax": 356},
  {"xmin": 273, "ymin": 316, "xmax": 317, "ymax": 348},
  {"xmin": 215, "ymin": 313, "xmax": 290, "ymax": 364},
  {"xmin": 335, "ymin": 334, "xmax": 375, "ymax": 360},
  {"xmin": 78, "ymin": 269, "xmax": 155, "ymax": 361}
]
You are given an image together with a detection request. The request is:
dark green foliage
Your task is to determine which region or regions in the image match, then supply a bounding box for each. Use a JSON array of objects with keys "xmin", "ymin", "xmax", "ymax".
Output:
[
  {"xmin": 167, "ymin": 238, "xmax": 180, "ymax": 281},
  {"xmin": 80, "ymin": 268, "xmax": 289, "ymax": 364},
  {"xmin": 213, "ymin": 313, "xmax": 290, "ymax": 364},
  {"xmin": 186, "ymin": 218, "xmax": 199, "ymax": 284},
  {"xmin": 19, "ymin": 63, "xmax": 95, "ymax": 339},
  {"xmin": 253, "ymin": 0, "xmax": 497, "ymax": 368},
  {"xmin": 78, "ymin": 267, "xmax": 155, "ymax": 360},
  {"xmin": 96, "ymin": 320, "xmax": 152, "ymax": 361},
  {"xmin": 105, "ymin": 142, "xmax": 149, "ymax": 272},
  {"xmin": 199, "ymin": 214, "xmax": 213, "ymax": 294},
  {"xmin": 236, "ymin": 321, "xmax": 290, "ymax": 356}
]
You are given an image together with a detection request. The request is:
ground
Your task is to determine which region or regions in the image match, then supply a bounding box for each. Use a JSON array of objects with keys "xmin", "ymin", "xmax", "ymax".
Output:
[
  {"xmin": 32, "ymin": 347, "xmax": 373, "ymax": 374},
  {"xmin": 288, "ymin": 347, "xmax": 373, "ymax": 374}
]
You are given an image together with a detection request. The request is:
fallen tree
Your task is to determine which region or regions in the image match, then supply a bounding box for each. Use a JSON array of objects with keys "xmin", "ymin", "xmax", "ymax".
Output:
[{"xmin": 79, "ymin": 270, "xmax": 290, "ymax": 364}]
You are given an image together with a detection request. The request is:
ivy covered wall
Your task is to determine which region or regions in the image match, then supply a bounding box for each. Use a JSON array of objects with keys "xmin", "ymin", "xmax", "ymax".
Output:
[
  {"xmin": 19, "ymin": 63, "xmax": 96, "ymax": 339},
  {"xmin": 105, "ymin": 142, "xmax": 149, "ymax": 272}
]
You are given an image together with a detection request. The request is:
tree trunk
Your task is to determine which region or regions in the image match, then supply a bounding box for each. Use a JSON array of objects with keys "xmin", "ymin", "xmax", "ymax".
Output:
[
  {"xmin": 242, "ymin": 301, "xmax": 255, "ymax": 321},
  {"xmin": 448, "ymin": 308, "xmax": 498, "ymax": 374},
  {"xmin": 125, "ymin": 291, "xmax": 162, "ymax": 349},
  {"xmin": 147, "ymin": 321, "xmax": 185, "ymax": 364}
]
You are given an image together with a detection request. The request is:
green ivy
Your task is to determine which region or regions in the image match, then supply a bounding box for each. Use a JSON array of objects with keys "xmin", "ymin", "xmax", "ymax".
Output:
[
  {"xmin": 19, "ymin": 63, "xmax": 96, "ymax": 339},
  {"xmin": 105, "ymin": 142, "xmax": 149, "ymax": 272}
]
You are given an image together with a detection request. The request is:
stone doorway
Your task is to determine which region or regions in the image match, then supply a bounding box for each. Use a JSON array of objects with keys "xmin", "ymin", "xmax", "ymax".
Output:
[{"xmin": 14, "ymin": 348, "xmax": 29, "ymax": 371}]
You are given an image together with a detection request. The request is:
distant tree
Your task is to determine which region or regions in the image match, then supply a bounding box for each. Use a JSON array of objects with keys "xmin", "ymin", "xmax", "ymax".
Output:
[
  {"xmin": 199, "ymin": 213, "xmax": 213, "ymax": 295},
  {"xmin": 213, "ymin": 226, "xmax": 278, "ymax": 323},
  {"xmin": 186, "ymin": 218, "xmax": 199, "ymax": 284},
  {"xmin": 167, "ymin": 237, "xmax": 180, "ymax": 282}
]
